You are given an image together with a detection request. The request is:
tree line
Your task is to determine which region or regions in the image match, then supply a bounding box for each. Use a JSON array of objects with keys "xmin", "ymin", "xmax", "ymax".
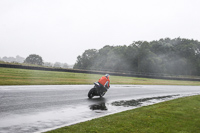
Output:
[
  {"xmin": 0, "ymin": 54, "xmax": 70, "ymax": 68},
  {"xmin": 73, "ymin": 38, "xmax": 200, "ymax": 76},
  {"xmin": 0, "ymin": 55, "xmax": 25, "ymax": 63}
]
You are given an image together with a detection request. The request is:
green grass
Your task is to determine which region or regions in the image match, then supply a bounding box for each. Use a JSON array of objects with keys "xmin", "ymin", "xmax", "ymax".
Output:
[
  {"xmin": 1, "ymin": 67, "xmax": 200, "ymax": 85},
  {"xmin": 46, "ymin": 95, "xmax": 200, "ymax": 133}
]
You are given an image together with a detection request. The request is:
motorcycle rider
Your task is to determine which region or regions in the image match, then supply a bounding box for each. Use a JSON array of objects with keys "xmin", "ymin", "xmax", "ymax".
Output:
[{"xmin": 98, "ymin": 74, "xmax": 110, "ymax": 95}]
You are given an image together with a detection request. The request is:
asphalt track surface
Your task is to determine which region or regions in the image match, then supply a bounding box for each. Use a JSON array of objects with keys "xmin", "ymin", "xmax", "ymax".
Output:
[{"xmin": 0, "ymin": 85, "xmax": 200, "ymax": 133}]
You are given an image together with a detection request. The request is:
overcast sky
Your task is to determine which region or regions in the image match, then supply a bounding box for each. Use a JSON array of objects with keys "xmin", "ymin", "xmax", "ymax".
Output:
[{"xmin": 1, "ymin": 0, "xmax": 200, "ymax": 64}]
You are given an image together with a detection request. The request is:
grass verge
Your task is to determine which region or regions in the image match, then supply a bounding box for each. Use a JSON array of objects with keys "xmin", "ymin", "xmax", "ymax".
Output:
[
  {"xmin": 1, "ymin": 67, "xmax": 200, "ymax": 85},
  {"xmin": 46, "ymin": 95, "xmax": 200, "ymax": 133}
]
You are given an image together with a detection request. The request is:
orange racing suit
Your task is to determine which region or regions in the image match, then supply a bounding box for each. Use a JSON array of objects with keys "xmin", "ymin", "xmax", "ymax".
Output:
[{"xmin": 98, "ymin": 76, "xmax": 110, "ymax": 89}]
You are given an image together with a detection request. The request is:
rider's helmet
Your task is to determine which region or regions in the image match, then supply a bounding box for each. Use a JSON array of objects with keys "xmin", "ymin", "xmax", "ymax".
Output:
[{"xmin": 105, "ymin": 74, "xmax": 110, "ymax": 78}]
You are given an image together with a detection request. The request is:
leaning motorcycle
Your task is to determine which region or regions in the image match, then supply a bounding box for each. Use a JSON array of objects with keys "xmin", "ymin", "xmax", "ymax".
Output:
[{"xmin": 88, "ymin": 82, "xmax": 108, "ymax": 99}]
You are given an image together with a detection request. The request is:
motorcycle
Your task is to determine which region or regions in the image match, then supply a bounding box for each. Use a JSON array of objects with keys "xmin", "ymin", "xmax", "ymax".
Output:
[{"xmin": 88, "ymin": 82, "xmax": 108, "ymax": 99}]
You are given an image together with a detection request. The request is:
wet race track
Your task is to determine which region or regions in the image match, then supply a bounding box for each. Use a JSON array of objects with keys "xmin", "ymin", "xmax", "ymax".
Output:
[{"xmin": 0, "ymin": 85, "xmax": 200, "ymax": 133}]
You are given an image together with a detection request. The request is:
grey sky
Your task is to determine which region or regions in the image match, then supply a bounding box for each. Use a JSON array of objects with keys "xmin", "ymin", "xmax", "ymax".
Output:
[{"xmin": 1, "ymin": 0, "xmax": 200, "ymax": 64}]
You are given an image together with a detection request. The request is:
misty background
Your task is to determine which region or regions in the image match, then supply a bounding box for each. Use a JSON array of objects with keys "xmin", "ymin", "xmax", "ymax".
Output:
[
  {"xmin": 1, "ymin": 0, "xmax": 200, "ymax": 65},
  {"xmin": 74, "ymin": 38, "xmax": 200, "ymax": 76},
  {"xmin": 0, "ymin": 55, "xmax": 73, "ymax": 68}
]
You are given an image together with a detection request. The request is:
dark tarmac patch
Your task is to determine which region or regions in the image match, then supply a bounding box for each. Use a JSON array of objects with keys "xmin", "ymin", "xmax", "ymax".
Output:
[
  {"xmin": 90, "ymin": 103, "xmax": 108, "ymax": 110},
  {"xmin": 111, "ymin": 95, "xmax": 179, "ymax": 107}
]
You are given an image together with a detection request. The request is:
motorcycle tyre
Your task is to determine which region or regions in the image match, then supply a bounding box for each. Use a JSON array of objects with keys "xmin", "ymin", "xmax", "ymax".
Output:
[
  {"xmin": 100, "ymin": 91, "xmax": 105, "ymax": 98},
  {"xmin": 88, "ymin": 88, "xmax": 95, "ymax": 99}
]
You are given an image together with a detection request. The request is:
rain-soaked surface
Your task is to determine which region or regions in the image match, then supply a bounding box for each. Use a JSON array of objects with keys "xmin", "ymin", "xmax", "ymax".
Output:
[{"xmin": 0, "ymin": 85, "xmax": 200, "ymax": 133}]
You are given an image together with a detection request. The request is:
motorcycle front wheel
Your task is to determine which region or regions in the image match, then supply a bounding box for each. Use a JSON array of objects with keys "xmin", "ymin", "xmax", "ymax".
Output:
[{"xmin": 88, "ymin": 88, "xmax": 95, "ymax": 99}]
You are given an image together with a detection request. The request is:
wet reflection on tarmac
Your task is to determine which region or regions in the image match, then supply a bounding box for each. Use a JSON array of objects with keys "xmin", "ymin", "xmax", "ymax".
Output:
[
  {"xmin": 89, "ymin": 95, "xmax": 179, "ymax": 111},
  {"xmin": 90, "ymin": 103, "xmax": 108, "ymax": 110}
]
